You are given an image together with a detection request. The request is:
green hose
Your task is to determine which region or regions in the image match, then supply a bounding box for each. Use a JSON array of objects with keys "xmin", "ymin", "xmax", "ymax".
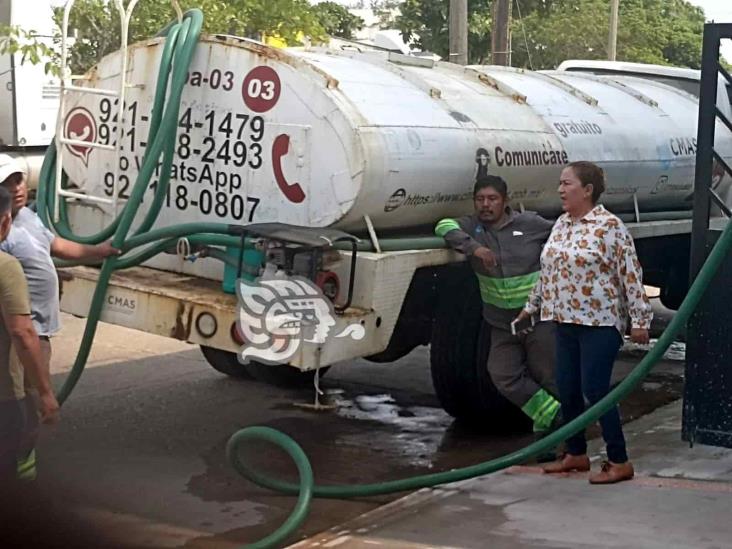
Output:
[
  {"xmin": 39, "ymin": 9, "xmax": 208, "ymax": 403},
  {"xmin": 40, "ymin": 9, "xmax": 732, "ymax": 549},
  {"xmin": 227, "ymin": 428, "xmax": 314, "ymax": 549}
]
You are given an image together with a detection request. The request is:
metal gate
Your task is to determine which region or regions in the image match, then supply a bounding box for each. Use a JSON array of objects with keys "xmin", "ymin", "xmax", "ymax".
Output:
[{"xmin": 683, "ymin": 23, "xmax": 732, "ymax": 448}]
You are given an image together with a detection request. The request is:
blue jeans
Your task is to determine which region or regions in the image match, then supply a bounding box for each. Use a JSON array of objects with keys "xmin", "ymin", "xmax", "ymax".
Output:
[{"xmin": 555, "ymin": 323, "xmax": 628, "ymax": 463}]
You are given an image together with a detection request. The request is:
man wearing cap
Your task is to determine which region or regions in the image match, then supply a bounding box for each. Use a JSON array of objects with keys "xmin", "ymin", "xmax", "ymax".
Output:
[
  {"xmin": 0, "ymin": 154, "xmax": 119, "ymax": 481},
  {"xmin": 0, "ymin": 186, "xmax": 59, "ymax": 484}
]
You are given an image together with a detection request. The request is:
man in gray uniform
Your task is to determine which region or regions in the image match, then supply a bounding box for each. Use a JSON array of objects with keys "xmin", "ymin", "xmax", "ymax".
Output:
[
  {"xmin": 435, "ymin": 175, "xmax": 561, "ymax": 435},
  {"xmin": 0, "ymin": 154, "xmax": 118, "ymax": 480}
]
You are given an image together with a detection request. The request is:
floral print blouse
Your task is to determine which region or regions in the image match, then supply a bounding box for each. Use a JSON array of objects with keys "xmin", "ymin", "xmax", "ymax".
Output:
[{"xmin": 524, "ymin": 205, "xmax": 652, "ymax": 335}]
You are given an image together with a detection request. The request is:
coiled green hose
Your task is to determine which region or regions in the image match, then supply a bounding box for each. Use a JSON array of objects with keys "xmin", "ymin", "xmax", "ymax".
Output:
[{"xmin": 39, "ymin": 9, "xmax": 730, "ymax": 549}]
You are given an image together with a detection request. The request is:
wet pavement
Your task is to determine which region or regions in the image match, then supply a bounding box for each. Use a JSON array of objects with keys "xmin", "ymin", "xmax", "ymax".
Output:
[
  {"xmin": 293, "ymin": 400, "xmax": 732, "ymax": 549},
  {"xmin": 15, "ymin": 299, "xmax": 686, "ymax": 548}
]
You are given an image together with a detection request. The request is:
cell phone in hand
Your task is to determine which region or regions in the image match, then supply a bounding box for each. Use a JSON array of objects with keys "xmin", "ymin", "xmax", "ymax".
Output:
[{"xmin": 510, "ymin": 315, "xmax": 536, "ymax": 336}]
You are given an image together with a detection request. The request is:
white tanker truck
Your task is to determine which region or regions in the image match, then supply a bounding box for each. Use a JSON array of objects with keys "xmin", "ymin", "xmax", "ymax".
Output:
[{"xmin": 55, "ymin": 29, "xmax": 732, "ymax": 424}]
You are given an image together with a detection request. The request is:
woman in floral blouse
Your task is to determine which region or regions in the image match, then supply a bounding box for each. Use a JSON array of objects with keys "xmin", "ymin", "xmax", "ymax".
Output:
[{"xmin": 516, "ymin": 161, "xmax": 652, "ymax": 484}]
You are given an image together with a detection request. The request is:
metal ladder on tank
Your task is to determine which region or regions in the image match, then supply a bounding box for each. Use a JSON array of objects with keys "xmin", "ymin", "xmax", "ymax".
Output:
[{"xmin": 52, "ymin": 0, "xmax": 183, "ymax": 222}]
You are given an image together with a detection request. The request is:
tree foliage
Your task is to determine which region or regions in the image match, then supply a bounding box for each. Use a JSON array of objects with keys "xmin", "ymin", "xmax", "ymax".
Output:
[
  {"xmin": 0, "ymin": 0, "xmax": 715, "ymax": 75},
  {"xmin": 511, "ymin": 0, "xmax": 706, "ymax": 69},
  {"xmin": 2, "ymin": 0, "xmax": 360, "ymax": 75},
  {"xmin": 0, "ymin": 24, "xmax": 58, "ymax": 75},
  {"xmin": 53, "ymin": 0, "xmax": 330, "ymax": 74},
  {"xmin": 392, "ymin": 0, "xmax": 707, "ymax": 69},
  {"xmin": 394, "ymin": 0, "xmax": 493, "ymax": 63},
  {"xmin": 311, "ymin": 1, "xmax": 365, "ymax": 39}
]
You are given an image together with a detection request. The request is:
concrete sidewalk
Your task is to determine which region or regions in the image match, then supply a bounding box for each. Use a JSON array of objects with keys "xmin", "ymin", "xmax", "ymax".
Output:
[{"xmin": 290, "ymin": 400, "xmax": 732, "ymax": 549}]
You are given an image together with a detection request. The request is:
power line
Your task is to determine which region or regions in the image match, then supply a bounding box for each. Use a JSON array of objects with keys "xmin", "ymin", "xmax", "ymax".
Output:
[{"xmin": 514, "ymin": 0, "xmax": 533, "ymax": 70}]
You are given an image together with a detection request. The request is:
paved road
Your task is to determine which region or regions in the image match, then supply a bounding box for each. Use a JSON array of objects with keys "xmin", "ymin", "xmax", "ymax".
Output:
[{"xmin": 18, "ymin": 303, "xmax": 683, "ymax": 548}]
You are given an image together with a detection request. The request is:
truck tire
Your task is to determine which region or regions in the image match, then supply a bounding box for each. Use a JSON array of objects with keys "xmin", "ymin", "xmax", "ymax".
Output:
[
  {"xmin": 430, "ymin": 273, "xmax": 529, "ymax": 431},
  {"xmin": 244, "ymin": 361, "xmax": 330, "ymax": 387},
  {"xmin": 200, "ymin": 346, "xmax": 252, "ymax": 378}
]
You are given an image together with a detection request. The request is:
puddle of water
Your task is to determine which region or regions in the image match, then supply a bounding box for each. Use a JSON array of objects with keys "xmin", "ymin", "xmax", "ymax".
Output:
[
  {"xmin": 332, "ymin": 393, "xmax": 449, "ymax": 430},
  {"xmin": 328, "ymin": 392, "xmax": 453, "ymax": 467},
  {"xmin": 622, "ymin": 339, "xmax": 686, "ymax": 361}
]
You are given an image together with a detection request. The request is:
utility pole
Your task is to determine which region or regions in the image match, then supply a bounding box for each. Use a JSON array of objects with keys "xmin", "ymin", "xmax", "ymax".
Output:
[
  {"xmin": 608, "ymin": 0, "xmax": 620, "ymax": 61},
  {"xmin": 491, "ymin": 0, "xmax": 512, "ymax": 66},
  {"xmin": 449, "ymin": 0, "xmax": 468, "ymax": 65}
]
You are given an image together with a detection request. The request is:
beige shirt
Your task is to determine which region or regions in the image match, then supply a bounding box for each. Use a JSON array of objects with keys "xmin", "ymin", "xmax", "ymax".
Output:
[
  {"xmin": 525, "ymin": 205, "xmax": 652, "ymax": 335},
  {"xmin": 0, "ymin": 251, "xmax": 31, "ymax": 400}
]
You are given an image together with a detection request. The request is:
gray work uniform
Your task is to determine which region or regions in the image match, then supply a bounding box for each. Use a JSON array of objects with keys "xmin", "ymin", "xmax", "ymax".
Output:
[{"xmin": 435, "ymin": 209, "xmax": 559, "ymax": 427}]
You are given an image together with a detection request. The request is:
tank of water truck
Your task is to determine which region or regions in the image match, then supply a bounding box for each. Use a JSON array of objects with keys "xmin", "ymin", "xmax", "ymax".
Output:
[{"xmin": 58, "ymin": 36, "xmax": 732, "ymax": 279}]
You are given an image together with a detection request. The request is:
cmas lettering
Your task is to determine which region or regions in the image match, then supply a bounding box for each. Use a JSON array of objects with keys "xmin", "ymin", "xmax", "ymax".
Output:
[
  {"xmin": 495, "ymin": 145, "xmax": 569, "ymax": 168},
  {"xmin": 107, "ymin": 295, "xmax": 135, "ymax": 310},
  {"xmin": 670, "ymin": 137, "xmax": 697, "ymax": 156}
]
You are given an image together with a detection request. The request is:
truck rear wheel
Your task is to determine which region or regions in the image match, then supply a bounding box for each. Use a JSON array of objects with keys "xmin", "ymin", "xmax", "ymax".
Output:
[
  {"xmin": 430, "ymin": 271, "xmax": 529, "ymax": 430},
  {"xmin": 244, "ymin": 361, "xmax": 330, "ymax": 387},
  {"xmin": 200, "ymin": 346, "xmax": 253, "ymax": 378}
]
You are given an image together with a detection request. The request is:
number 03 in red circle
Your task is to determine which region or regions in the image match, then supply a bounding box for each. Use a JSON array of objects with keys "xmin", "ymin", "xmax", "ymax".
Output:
[{"xmin": 241, "ymin": 66, "xmax": 281, "ymax": 113}]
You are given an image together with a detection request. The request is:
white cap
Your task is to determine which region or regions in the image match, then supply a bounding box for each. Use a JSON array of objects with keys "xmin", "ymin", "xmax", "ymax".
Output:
[{"xmin": 0, "ymin": 154, "xmax": 27, "ymax": 184}]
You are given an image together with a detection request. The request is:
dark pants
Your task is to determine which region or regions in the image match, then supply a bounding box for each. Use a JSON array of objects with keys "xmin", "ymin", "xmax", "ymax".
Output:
[
  {"xmin": 486, "ymin": 321, "xmax": 558, "ymax": 408},
  {"xmin": 555, "ymin": 323, "xmax": 628, "ymax": 463},
  {"xmin": 0, "ymin": 399, "xmax": 24, "ymax": 481}
]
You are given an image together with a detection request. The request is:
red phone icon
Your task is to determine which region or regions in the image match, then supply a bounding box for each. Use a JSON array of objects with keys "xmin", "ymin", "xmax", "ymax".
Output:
[{"xmin": 272, "ymin": 134, "xmax": 306, "ymax": 204}]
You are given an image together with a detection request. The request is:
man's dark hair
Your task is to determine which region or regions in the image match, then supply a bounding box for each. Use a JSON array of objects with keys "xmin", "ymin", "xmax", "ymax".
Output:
[
  {"xmin": 0, "ymin": 186, "xmax": 11, "ymax": 217},
  {"xmin": 474, "ymin": 175, "xmax": 508, "ymax": 198}
]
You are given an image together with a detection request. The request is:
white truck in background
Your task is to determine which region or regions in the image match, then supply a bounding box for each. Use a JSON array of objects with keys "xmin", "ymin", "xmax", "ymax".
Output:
[
  {"xmin": 0, "ymin": 0, "xmax": 59, "ymax": 184},
  {"xmin": 50, "ymin": 25, "xmax": 732, "ymax": 426}
]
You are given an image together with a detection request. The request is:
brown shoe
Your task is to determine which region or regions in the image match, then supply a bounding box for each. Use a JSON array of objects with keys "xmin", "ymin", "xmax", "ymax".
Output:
[
  {"xmin": 542, "ymin": 453, "xmax": 590, "ymax": 474},
  {"xmin": 589, "ymin": 461, "xmax": 634, "ymax": 484}
]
